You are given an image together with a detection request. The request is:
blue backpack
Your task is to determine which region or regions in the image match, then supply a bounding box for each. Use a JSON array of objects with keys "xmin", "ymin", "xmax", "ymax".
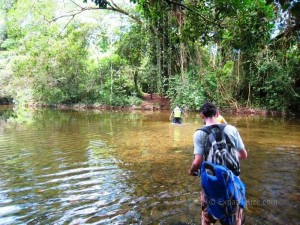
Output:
[
  {"xmin": 201, "ymin": 162, "xmax": 246, "ymax": 225},
  {"xmin": 198, "ymin": 124, "xmax": 246, "ymax": 225}
]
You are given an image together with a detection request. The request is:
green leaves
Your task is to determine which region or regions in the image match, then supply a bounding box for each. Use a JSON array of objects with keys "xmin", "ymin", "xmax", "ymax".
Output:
[{"xmin": 0, "ymin": 0, "xmax": 298, "ymax": 112}]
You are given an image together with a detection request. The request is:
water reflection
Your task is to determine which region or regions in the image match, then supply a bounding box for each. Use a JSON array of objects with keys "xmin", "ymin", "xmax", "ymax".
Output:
[
  {"xmin": 226, "ymin": 116, "xmax": 300, "ymax": 225},
  {"xmin": 0, "ymin": 106, "xmax": 299, "ymax": 224}
]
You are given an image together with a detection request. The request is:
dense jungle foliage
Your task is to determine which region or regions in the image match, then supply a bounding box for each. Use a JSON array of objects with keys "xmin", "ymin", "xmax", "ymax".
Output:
[{"xmin": 0, "ymin": 0, "xmax": 299, "ymax": 112}]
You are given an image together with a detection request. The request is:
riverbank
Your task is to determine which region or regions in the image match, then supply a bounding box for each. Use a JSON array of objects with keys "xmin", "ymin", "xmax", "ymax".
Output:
[
  {"xmin": 0, "ymin": 94, "xmax": 289, "ymax": 117},
  {"xmin": 14, "ymin": 94, "xmax": 171, "ymax": 111}
]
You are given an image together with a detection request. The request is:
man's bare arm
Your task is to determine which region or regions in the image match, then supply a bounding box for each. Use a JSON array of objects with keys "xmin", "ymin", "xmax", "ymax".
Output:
[{"xmin": 189, "ymin": 154, "xmax": 203, "ymax": 176}]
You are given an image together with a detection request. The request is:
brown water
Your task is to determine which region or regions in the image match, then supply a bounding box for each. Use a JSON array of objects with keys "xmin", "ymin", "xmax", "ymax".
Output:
[{"xmin": 0, "ymin": 106, "xmax": 299, "ymax": 225}]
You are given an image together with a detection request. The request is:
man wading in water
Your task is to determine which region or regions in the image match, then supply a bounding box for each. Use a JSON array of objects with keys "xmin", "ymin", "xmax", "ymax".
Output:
[
  {"xmin": 170, "ymin": 105, "xmax": 185, "ymax": 124},
  {"xmin": 189, "ymin": 102, "xmax": 248, "ymax": 225}
]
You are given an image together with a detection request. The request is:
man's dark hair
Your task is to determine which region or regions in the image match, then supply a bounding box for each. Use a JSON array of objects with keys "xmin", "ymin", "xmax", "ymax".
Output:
[{"xmin": 200, "ymin": 102, "xmax": 217, "ymax": 118}]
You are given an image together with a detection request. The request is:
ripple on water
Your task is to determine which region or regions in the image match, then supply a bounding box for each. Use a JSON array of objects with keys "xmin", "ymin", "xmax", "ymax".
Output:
[{"xmin": 0, "ymin": 152, "xmax": 135, "ymax": 224}]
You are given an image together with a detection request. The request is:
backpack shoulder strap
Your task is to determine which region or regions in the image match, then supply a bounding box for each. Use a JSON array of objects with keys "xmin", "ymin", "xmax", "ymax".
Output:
[
  {"xmin": 197, "ymin": 125, "xmax": 212, "ymax": 134},
  {"xmin": 212, "ymin": 123, "xmax": 227, "ymax": 132},
  {"xmin": 197, "ymin": 124, "xmax": 227, "ymax": 134}
]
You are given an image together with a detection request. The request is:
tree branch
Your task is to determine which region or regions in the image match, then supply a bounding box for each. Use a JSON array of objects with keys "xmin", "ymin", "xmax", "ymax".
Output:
[
  {"xmin": 49, "ymin": 0, "xmax": 149, "ymax": 32},
  {"xmin": 58, "ymin": 15, "xmax": 75, "ymax": 36}
]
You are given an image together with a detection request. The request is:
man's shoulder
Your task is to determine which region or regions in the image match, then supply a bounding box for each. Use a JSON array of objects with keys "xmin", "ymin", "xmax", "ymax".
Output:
[
  {"xmin": 224, "ymin": 124, "xmax": 238, "ymax": 134},
  {"xmin": 224, "ymin": 124, "xmax": 237, "ymax": 129},
  {"xmin": 193, "ymin": 129, "xmax": 207, "ymax": 145},
  {"xmin": 194, "ymin": 127, "xmax": 207, "ymax": 137},
  {"xmin": 196, "ymin": 125, "xmax": 210, "ymax": 131}
]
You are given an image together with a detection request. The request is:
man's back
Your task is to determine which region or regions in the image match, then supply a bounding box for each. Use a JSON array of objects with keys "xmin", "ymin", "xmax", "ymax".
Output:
[{"xmin": 189, "ymin": 102, "xmax": 247, "ymax": 225}]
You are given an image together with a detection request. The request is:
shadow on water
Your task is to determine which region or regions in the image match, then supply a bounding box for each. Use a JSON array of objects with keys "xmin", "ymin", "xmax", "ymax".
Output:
[{"xmin": 0, "ymin": 106, "xmax": 299, "ymax": 224}]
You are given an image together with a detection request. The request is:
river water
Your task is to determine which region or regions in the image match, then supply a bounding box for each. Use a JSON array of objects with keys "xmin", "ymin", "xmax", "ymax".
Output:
[{"xmin": 0, "ymin": 106, "xmax": 299, "ymax": 225}]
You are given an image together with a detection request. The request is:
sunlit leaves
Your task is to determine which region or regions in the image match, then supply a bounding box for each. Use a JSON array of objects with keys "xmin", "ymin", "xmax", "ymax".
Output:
[{"xmin": 11, "ymin": 24, "xmax": 91, "ymax": 104}]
